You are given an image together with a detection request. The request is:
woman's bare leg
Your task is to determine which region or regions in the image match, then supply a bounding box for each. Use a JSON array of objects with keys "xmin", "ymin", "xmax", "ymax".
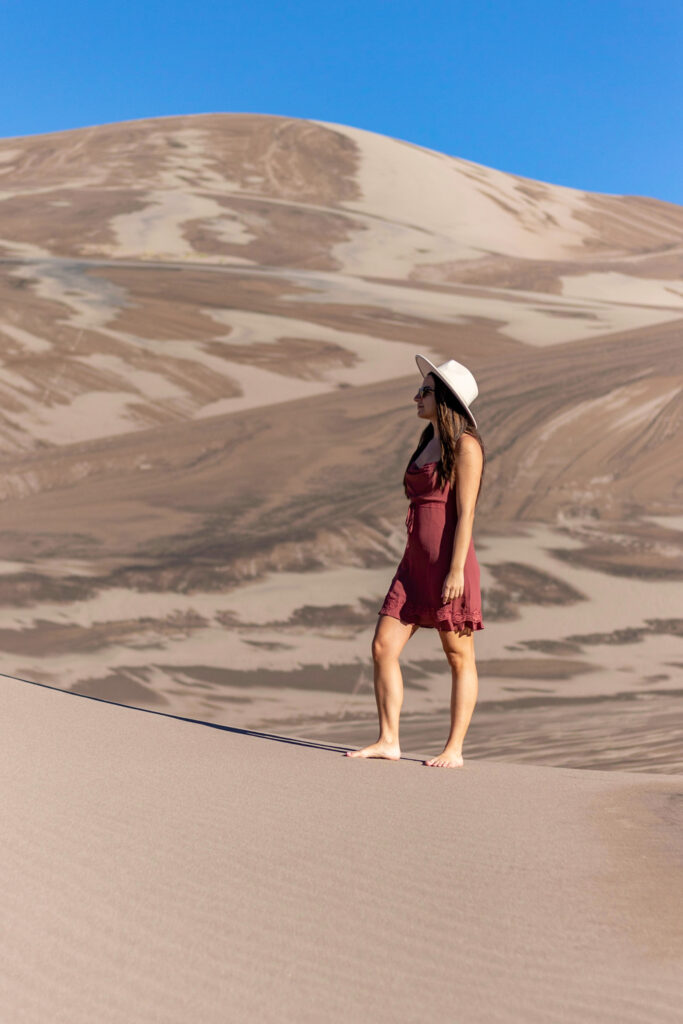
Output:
[
  {"xmin": 346, "ymin": 615, "xmax": 418, "ymax": 759},
  {"xmin": 424, "ymin": 626, "xmax": 478, "ymax": 767}
]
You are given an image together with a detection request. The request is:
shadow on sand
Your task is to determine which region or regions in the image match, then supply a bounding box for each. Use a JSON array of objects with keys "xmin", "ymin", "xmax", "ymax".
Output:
[{"xmin": 0, "ymin": 670, "xmax": 427, "ymax": 764}]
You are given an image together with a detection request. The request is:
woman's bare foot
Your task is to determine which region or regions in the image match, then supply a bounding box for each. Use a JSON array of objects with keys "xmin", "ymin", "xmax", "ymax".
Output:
[
  {"xmin": 424, "ymin": 748, "xmax": 464, "ymax": 768},
  {"xmin": 346, "ymin": 740, "xmax": 401, "ymax": 760}
]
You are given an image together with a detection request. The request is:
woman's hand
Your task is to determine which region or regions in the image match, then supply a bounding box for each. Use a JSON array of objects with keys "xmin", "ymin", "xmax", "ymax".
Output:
[{"xmin": 441, "ymin": 568, "xmax": 464, "ymax": 604}]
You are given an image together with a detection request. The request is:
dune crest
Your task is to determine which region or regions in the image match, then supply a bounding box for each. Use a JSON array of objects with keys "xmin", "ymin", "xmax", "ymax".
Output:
[
  {"xmin": 0, "ymin": 114, "xmax": 680, "ymax": 766},
  {"xmin": 2, "ymin": 673, "xmax": 682, "ymax": 1023}
]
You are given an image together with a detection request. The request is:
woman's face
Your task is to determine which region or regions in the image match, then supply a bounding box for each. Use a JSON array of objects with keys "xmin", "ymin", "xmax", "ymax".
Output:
[{"xmin": 414, "ymin": 373, "xmax": 436, "ymax": 421}]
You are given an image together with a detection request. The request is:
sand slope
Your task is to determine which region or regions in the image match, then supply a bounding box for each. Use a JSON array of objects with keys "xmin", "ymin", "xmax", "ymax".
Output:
[
  {"xmin": 0, "ymin": 113, "xmax": 681, "ymax": 766},
  {"xmin": 2, "ymin": 672, "xmax": 681, "ymax": 1023}
]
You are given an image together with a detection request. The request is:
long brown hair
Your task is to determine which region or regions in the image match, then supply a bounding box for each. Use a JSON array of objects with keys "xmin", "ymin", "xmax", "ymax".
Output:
[{"xmin": 404, "ymin": 373, "xmax": 486, "ymax": 503}]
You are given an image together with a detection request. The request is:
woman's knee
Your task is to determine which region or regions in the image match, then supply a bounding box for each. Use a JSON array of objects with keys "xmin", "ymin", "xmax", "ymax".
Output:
[
  {"xmin": 442, "ymin": 638, "xmax": 476, "ymax": 671},
  {"xmin": 371, "ymin": 632, "xmax": 403, "ymax": 663},
  {"xmin": 372, "ymin": 635, "xmax": 392, "ymax": 662},
  {"xmin": 372, "ymin": 617, "xmax": 416, "ymax": 662}
]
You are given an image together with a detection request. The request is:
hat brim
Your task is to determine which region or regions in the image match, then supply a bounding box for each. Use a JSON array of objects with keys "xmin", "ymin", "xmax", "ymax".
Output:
[{"xmin": 415, "ymin": 354, "xmax": 477, "ymax": 429}]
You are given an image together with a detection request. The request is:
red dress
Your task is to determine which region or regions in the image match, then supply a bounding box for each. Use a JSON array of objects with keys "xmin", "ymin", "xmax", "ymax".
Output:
[{"xmin": 378, "ymin": 459, "xmax": 484, "ymax": 632}]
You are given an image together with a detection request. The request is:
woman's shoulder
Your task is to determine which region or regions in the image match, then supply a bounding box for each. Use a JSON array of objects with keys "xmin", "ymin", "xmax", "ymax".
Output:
[
  {"xmin": 456, "ymin": 432, "xmax": 482, "ymax": 456},
  {"xmin": 454, "ymin": 433, "xmax": 483, "ymax": 473}
]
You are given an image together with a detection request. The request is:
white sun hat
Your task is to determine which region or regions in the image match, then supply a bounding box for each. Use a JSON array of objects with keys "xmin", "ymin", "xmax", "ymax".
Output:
[{"xmin": 415, "ymin": 354, "xmax": 479, "ymax": 429}]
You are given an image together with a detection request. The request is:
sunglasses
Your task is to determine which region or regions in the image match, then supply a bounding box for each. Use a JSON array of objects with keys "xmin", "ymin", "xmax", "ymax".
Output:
[{"xmin": 416, "ymin": 385, "xmax": 434, "ymax": 398}]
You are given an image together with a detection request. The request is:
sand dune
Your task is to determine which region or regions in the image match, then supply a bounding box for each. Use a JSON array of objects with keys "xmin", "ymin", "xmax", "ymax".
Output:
[
  {"xmin": 2, "ymin": 673, "xmax": 681, "ymax": 1023},
  {"xmin": 1, "ymin": 114, "xmax": 682, "ymax": 456},
  {"xmin": 0, "ymin": 112, "xmax": 680, "ymax": 768},
  {"xmin": 1, "ymin": 114, "xmax": 682, "ymax": 1021}
]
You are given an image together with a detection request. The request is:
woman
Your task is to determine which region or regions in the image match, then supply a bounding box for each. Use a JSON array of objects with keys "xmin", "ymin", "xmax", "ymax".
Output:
[{"xmin": 346, "ymin": 354, "xmax": 485, "ymax": 768}]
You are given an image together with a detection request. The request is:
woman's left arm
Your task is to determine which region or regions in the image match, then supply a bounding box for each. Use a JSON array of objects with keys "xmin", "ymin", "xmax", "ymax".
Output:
[{"xmin": 441, "ymin": 436, "xmax": 484, "ymax": 602}]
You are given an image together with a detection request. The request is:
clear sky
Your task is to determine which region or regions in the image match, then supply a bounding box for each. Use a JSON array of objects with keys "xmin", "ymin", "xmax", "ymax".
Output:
[{"xmin": 2, "ymin": 0, "xmax": 681, "ymax": 203}]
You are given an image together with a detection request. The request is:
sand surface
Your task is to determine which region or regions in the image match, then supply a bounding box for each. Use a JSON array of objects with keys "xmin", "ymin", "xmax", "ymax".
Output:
[
  {"xmin": 2, "ymin": 673, "xmax": 682, "ymax": 1024},
  {"xmin": 0, "ymin": 521, "xmax": 680, "ymax": 774},
  {"xmin": 0, "ymin": 114, "xmax": 682, "ymax": 1020}
]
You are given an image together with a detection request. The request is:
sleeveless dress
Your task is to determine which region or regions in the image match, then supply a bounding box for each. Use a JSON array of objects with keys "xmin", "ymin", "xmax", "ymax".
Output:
[{"xmin": 378, "ymin": 459, "xmax": 484, "ymax": 632}]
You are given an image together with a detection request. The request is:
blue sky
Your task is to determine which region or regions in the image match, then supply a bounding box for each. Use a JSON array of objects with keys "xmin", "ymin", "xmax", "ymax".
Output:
[{"xmin": 2, "ymin": 0, "xmax": 681, "ymax": 203}]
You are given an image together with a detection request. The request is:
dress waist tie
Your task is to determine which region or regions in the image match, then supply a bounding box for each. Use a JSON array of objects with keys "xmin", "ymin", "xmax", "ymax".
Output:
[{"xmin": 405, "ymin": 499, "xmax": 445, "ymax": 534}]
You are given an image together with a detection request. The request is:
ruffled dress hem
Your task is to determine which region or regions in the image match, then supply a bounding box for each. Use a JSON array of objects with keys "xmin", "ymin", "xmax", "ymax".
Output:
[{"xmin": 378, "ymin": 599, "xmax": 484, "ymax": 632}]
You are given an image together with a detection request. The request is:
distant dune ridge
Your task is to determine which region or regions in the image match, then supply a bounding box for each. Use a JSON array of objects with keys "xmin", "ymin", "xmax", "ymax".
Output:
[
  {"xmin": 0, "ymin": 113, "xmax": 681, "ymax": 767},
  {"xmin": 1, "ymin": 113, "xmax": 682, "ymax": 1024}
]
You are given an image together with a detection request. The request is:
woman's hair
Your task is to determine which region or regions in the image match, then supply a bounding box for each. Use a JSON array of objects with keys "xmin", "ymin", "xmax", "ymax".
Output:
[{"xmin": 405, "ymin": 373, "xmax": 486, "ymax": 503}]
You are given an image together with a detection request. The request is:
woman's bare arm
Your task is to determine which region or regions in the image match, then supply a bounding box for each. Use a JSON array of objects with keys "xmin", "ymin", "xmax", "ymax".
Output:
[{"xmin": 449, "ymin": 435, "xmax": 483, "ymax": 573}]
